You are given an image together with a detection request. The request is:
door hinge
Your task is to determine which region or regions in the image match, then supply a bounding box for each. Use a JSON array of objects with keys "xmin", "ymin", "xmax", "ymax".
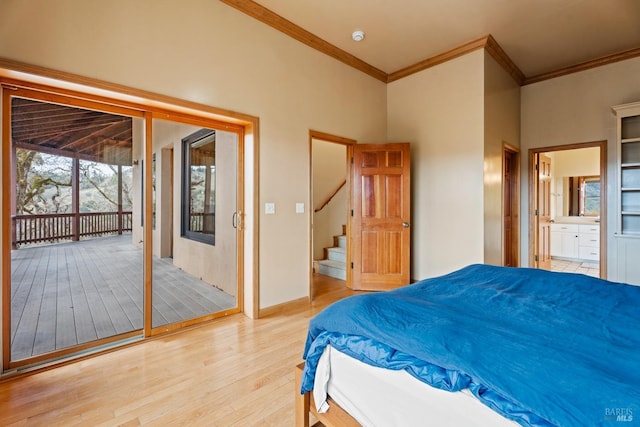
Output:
[
  {"xmin": 350, "ymin": 262, "xmax": 354, "ymax": 269},
  {"xmin": 535, "ymin": 209, "xmax": 539, "ymax": 216},
  {"xmin": 351, "ymin": 209, "xmax": 354, "ymax": 216},
  {"xmin": 351, "ymin": 157, "xmax": 354, "ymax": 164},
  {"xmin": 534, "ymin": 255, "xmax": 539, "ymax": 262},
  {"xmin": 535, "ymin": 164, "xmax": 539, "ymax": 171}
]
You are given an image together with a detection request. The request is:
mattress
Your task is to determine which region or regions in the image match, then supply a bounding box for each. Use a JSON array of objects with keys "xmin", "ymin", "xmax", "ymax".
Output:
[{"xmin": 316, "ymin": 345, "xmax": 517, "ymax": 427}]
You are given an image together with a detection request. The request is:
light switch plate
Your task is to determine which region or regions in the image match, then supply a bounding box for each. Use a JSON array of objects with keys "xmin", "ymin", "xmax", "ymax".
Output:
[
  {"xmin": 265, "ymin": 202, "xmax": 276, "ymax": 214},
  {"xmin": 295, "ymin": 203, "xmax": 305, "ymax": 213}
]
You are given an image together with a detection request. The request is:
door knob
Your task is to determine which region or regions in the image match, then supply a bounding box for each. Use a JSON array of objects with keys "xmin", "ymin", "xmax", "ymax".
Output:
[{"xmin": 402, "ymin": 222, "xmax": 410, "ymax": 228}]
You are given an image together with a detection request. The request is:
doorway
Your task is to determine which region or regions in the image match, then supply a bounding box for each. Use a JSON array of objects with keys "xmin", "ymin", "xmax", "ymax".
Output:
[
  {"xmin": 529, "ymin": 141, "xmax": 607, "ymax": 278},
  {"xmin": 503, "ymin": 144, "xmax": 520, "ymax": 267},
  {"xmin": 2, "ymin": 82, "xmax": 247, "ymax": 372},
  {"xmin": 309, "ymin": 131, "xmax": 354, "ymax": 299}
]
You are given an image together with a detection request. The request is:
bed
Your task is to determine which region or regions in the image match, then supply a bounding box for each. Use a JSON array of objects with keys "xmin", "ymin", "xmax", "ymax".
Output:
[{"xmin": 295, "ymin": 264, "xmax": 640, "ymax": 427}]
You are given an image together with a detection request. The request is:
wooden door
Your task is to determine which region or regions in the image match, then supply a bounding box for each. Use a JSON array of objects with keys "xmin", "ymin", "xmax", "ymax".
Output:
[
  {"xmin": 503, "ymin": 147, "xmax": 518, "ymax": 267},
  {"xmin": 349, "ymin": 143, "xmax": 410, "ymax": 291},
  {"xmin": 537, "ymin": 153, "xmax": 552, "ymax": 270}
]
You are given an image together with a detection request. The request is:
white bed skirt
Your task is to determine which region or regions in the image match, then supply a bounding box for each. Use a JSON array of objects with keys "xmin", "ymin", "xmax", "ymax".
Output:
[{"xmin": 314, "ymin": 345, "xmax": 518, "ymax": 427}]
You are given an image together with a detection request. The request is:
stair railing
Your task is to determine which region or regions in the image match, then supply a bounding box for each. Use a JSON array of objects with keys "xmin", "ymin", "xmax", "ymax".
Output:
[{"xmin": 314, "ymin": 179, "xmax": 346, "ymax": 213}]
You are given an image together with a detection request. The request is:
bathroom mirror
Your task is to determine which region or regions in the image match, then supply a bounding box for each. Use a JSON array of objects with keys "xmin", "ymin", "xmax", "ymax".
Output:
[{"xmin": 563, "ymin": 175, "xmax": 600, "ymax": 217}]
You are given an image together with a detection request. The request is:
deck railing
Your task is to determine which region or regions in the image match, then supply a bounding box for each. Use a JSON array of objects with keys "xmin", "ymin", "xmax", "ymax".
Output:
[
  {"xmin": 11, "ymin": 211, "xmax": 133, "ymax": 248},
  {"xmin": 189, "ymin": 212, "xmax": 215, "ymax": 233}
]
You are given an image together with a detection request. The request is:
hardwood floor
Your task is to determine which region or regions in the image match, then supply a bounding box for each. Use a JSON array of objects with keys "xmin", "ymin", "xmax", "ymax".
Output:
[{"xmin": 0, "ymin": 274, "xmax": 354, "ymax": 426}]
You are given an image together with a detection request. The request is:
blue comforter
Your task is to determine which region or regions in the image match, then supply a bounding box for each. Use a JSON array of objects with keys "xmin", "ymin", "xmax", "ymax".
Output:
[{"xmin": 301, "ymin": 264, "xmax": 640, "ymax": 426}]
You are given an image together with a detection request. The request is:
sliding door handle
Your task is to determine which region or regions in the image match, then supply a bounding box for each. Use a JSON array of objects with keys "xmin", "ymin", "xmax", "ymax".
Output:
[{"xmin": 232, "ymin": 211, "xmax": 243, "ymax": 230}]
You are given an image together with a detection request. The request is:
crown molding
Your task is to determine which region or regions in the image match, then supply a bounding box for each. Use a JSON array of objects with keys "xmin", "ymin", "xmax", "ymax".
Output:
[
  {"xmin": 387, "ymin": 35, "xmax": 526, "ymax": 84},
  {"xmin": 485, "ymin": 35, "xmax": 525, "ymax": 85},
  {"xmin": 221, "ymin": 0, "xmax": 640, "ymax": 87},
  {"xmin": 219, "ymin": 0, "xmax": 388, "ymax": 83},
  {"xmin": 387, "ymin": 36, "xmax": 489, "ymax": 83},
  {"xmin": 523, "ymin": 46, "xmax": 640, "ymax": 85},
  {"xmin": 219, "ymin": 1, "xmax": 526, "ymax": 85}
]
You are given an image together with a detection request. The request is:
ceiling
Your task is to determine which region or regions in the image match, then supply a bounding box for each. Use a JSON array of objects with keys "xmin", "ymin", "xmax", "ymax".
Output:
[
  {"xmin": 12, "ymin": 98, "xmax": 133, "ymax": 166},
  {"xmin": 243, "ymin": 0, "xmax": 640, "ymax": 81}
]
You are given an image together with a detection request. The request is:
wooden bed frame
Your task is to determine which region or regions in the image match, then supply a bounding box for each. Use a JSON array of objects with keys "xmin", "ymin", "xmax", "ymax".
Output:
[{"xmin": 295, "ymin": 363, "xmax": 360, "ymax": 427}]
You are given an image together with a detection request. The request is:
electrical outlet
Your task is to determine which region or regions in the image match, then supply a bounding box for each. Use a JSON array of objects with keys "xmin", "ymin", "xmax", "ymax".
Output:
[{"xmin": 295, "ymin": 203, "xmax": 305, "ymax": 213}]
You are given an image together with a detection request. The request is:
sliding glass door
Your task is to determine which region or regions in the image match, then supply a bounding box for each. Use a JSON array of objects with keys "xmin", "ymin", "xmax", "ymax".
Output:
[
  {"xmin": 2, "ymin": 85, "xmax": 244, "ymax": 371},
  {"xmin": 3, "ymin": 90, "xmax": 145, "ymax": 367},
  {"xmin": 150, "ymin": 118, "xmax": 240, "ymax": 332}
]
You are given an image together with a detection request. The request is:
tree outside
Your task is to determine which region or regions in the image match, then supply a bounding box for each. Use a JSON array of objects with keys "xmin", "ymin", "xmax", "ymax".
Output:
[{"xmin": 15, "ymin": 148, "xmax": 133, "ymax": 215}]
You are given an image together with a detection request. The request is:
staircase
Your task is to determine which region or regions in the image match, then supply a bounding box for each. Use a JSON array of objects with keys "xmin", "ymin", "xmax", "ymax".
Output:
[{"xmin": 316, "ymin": 226, "xmax": 347, "ymax": 281}]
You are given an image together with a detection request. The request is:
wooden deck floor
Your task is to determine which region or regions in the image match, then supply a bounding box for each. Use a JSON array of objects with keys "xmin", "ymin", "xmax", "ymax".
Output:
[{"xmin": 10, "ymin": 235, "xmax": 235, "ymax": 361}]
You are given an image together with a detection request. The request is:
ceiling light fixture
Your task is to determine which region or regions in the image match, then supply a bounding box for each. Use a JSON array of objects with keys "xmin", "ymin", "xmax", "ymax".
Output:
[{"xmin": 352, "ymin": 30, "xmax": 365, "ymax": 42}]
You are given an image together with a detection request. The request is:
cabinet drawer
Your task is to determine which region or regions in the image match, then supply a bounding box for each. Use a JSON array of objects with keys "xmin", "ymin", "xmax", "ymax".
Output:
[
  {"xmin": 578, "ymin": 224, "xmax": 600, "ymax": 234},
  {"xmin": 579, "ymin": 246, "xmax": 600, "ymax": 261},
  {"xmin": 550, "ymin": 224, "xmax": 579, "ymax": 233},
  {"xmin": 579, "ymin": 234, "xmax": 600, "ymax": 247}
]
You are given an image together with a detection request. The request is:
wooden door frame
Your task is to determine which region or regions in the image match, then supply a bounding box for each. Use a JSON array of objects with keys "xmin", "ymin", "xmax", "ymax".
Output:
[
  {"xmin": 503, "ymin": 143, "xmax": 520, "ymax": 267},
  {"xmin": 1, "ymin": 62, "xmax": 259, "ymax": 373},
  {"xmin": 308, "ymin": 130, "xmax": 356, "ymax": 300},
  {"xmin": 528, "ymin": 141, "xmax": 607, "ymax": 277}
]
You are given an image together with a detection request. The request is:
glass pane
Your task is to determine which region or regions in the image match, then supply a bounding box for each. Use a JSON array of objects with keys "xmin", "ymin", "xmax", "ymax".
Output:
[
  {"xmin": 621, "ymin": 141, "xmax": 640, "ymax": 164},
  {"xmin": 621, "ymin": 167, "xmax": 640, "ymax": 188},
  {"xmin": 622, "ymin": 191, "xmax": 640, "ymax": 212},
  {"xmin": 151, "ymin": 119, "xmax": 238, "ymax": 329},
  {"xmin": 9, "ymin": 96, "xmax": 143, "ymax": 363},
  {"xmin": 621, "ymin": 116, "xmax": 640, "ymax": 140},
  {"xmin": 583, "ymin": 180, "xmax": 600, "ymax": 216},
  {"xmin": 622, "ymin": 215, "xmax": 640, "ymax": 235},
  {"xmin": 188, "ymin": 132, "xmax": 215, "ymax": 237}
]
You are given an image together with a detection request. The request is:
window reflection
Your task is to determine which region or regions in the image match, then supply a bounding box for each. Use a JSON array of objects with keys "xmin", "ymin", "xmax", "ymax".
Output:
[{"xmin": 182, "ymin": 129, "xmax": 216, "ymax": 244}]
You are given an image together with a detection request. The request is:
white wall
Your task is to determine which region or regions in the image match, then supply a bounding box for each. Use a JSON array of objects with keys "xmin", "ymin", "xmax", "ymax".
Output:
[
  {"xmin": 0, "ymin": 0, "xmax": 387, "ymax": 309},
  {"xmin": 550, "ymin": 148, "xmax": 600, "ymax": 178},
  {"xmin": 484, "ymin": 53, "xmax": 521, "ymax": 266},
  {"xmin": 387, "ymin": 50, "xmax": 485, "ymax": 280},
  {"xmin": 521, "ymin": 56, "xmax": 640, "ymax": 282}
]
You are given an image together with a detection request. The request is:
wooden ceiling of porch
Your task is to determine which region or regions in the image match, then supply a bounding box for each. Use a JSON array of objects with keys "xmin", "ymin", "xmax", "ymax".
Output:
[{"xmin": 11, "ymin": 97, "xmax": 133, "ymax": 165}]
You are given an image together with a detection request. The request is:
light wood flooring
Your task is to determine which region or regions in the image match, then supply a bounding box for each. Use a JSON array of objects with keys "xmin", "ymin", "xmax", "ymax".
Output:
[
  {"xmin": 10, "ymin": 235, "xmax": 235, "ymax": 361},
  {"xmin": 0, "ymin": 274, "xmax": 354, "ymax": 426}
]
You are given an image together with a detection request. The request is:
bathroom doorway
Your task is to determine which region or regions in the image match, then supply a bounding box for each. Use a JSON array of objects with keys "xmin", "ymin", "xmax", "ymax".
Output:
[{"xmin": 530, "ymin": 141, "xmax": 606, "ymax": 278}]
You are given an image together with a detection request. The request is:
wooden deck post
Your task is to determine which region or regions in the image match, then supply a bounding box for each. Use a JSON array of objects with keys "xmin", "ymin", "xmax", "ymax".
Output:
[
  {"xmin": 10, "ymin": 143, "xmax": 17, "ymax": 249},
  {"xmin": 117, "ymin": 164, "xmax": 123, "ymax": 235},
  {"xmin": 72, "ymin": 156, "xmax": 80, "ymax": 241}
]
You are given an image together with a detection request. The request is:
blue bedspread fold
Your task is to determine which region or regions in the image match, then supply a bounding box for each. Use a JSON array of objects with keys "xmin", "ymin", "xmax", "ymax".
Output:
[{"xmin": 300, "ymin": 264, "xmax": 640, "ymax": 427}]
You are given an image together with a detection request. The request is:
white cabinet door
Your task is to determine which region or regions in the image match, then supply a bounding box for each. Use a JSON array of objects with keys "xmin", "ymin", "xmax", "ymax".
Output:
[
  {"xmin": 550, "ymin": 224, "xmax": 579, "ymax": 259},
  {"xmin": 616, "ymin": 238, "xmax": 640, "ymax": 286}
]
